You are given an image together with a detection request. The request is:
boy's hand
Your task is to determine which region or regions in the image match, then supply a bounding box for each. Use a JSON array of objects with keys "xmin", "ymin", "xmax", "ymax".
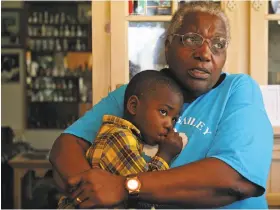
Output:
[{"xmin": 157, "ymin": 130, "xmax": 183, "ymax": 163}]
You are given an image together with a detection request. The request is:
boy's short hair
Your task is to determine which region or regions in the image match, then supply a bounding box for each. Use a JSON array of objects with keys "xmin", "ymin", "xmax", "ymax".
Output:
[{"xmin": 124, "ymin": 70, "xmax": 183, "ymax": 110}]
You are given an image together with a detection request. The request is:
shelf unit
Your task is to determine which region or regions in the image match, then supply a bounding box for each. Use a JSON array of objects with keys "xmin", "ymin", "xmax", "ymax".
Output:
[{"xmin": 25, "ymin": 1, "xmax": 93, "ymax": 129}]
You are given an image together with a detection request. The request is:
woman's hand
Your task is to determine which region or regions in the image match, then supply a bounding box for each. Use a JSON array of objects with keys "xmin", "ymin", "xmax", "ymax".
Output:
[{"xmin": 68, "ymin": 168, "xmax": 128, "ymax": 208}]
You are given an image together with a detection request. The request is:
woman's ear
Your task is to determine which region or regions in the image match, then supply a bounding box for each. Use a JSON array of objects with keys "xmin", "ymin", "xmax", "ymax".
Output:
[
  {"xmin": 165, "ymin": 39, "xmax": 171, "ymax": 64},
  {"xmin": 126, "ymin": 95, "xmax": 140, "ymax": 115}
]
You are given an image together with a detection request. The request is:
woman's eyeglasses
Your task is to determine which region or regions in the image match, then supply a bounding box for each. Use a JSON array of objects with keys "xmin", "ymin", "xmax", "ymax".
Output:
[{"xmin": 172, "ymin": 32, "xmax": 229, "ymax": 55}]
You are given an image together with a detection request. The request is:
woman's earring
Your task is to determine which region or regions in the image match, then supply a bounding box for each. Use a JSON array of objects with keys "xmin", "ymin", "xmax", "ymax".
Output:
[{"xmin": 164, "ymin": 64, "xmax": 169, "ymax": 69}]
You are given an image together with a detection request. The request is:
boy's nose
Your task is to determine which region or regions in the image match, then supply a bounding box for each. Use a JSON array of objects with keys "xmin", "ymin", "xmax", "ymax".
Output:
[{"xmin": 164, "ymin": 118, "xmax": 173, "ymax": 131}]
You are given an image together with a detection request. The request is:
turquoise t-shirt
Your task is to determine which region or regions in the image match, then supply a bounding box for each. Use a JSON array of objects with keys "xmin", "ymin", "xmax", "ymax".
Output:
[{"xmin": 64, "ymin": 73, "xmax": 273, "ymax": 209}]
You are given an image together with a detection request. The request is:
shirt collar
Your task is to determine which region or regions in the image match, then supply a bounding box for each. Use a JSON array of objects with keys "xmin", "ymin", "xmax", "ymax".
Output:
[{"xmin": 102, "ymin": 115, "xmax": 141, "ymax": 138}]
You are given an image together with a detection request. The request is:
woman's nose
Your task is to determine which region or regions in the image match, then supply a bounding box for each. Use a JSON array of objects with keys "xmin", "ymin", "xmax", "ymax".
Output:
[{"xmin": 193, "ymin": 41, "xmax": 211, "ymax": 62}]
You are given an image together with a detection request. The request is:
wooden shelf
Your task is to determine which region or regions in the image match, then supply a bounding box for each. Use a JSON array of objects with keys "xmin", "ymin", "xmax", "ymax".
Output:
[
  {"xmin": 28, "ymin": 50, "xmax": 92, "ymax": 54},
  {"xmin": 28, "ymin": 101, "xmax": 79, "ymax": 104},
  {"xmin": 28, "ymin": 36, "xmax": 88, "ymax": 39},
  {"xmin": 267, "ymin": 193, "xmax": 280, "ymax": 207},
  {"xmin": 28, "ymin": 75, "xmax": 80, "ymax": 79},
  {"xmin": 146, "ymin": 5, "xmax": 171, "ymax": 8},
  {"xmin": 28, "ymin": 23, "xmax": 90, "ymax": 26},
  {"xmin": 125, "ymin": 15, "xmax": 172, "ymax": 22},
  {"xmin": 274, "ymin": 127, "xmax": 280, "ymax": 138},
  {"xmin": 265, "ymin": 14, "xmax": 280, "ymax": 20}
]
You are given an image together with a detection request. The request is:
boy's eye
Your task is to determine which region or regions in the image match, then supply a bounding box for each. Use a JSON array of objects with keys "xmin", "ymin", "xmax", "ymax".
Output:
[{"xmin": 159, "ymin": 109, "xmax": 167, "ymax": 116}]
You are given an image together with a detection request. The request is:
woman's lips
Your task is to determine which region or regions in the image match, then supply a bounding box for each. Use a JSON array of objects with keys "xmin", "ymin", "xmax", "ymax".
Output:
[{"xmin": 188, "ymin": 68, "xmax": 210, "ymax": 79}]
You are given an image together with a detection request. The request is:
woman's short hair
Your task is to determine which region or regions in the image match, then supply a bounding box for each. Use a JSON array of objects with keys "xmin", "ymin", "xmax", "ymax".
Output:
[{"xmin": 166, "ymin": 1, "xmax": 230, "ymax": 43}]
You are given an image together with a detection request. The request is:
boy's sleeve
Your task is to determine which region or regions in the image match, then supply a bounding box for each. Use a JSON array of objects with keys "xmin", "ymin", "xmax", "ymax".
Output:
[
  {"xmin": 100, "ymin": 132, "xmax": 169, "ymax": 176},
  {"xmin": 63, "ymin": 85, "xmax": 127, "ymax": 143},
  {"xmin": 207, "ymin": 76, "xmax": 273, "ymax": 194}
]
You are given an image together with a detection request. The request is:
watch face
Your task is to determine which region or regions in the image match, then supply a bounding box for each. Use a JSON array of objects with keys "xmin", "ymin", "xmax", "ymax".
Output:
[{"xmin": 127, "ymin": 179, "xmax": 139, "ymax": 191}]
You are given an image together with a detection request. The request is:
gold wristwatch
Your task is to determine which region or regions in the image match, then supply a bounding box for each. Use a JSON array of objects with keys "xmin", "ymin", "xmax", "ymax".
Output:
[{"xmin": 125, "ymin": 175, "xmax": 141, "ymax": 198}]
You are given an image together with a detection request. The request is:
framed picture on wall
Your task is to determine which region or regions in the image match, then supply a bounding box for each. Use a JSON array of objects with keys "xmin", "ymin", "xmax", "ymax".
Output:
[
  {"xmin": 77, "ymin": 3, "xmax": 91, "ymax": 23},
  {"xmin": 1, "ymin": 1, "xmax": 24, "ymax": 9},
  {"xmin": 1, "ymin": 49, "xmax": 24, "ymax": 83},
  {"xmin": 1, "ymin": 11, "xmax": 22, "ymax": 47}
]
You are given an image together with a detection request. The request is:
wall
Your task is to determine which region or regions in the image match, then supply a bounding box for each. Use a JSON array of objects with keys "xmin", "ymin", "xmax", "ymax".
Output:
[
  {"xmin": 1, "ymin": 50, "xmax": 62, "ymax": 149},
  {"xmin": 1, "ymin": 76, "xmax": 62, "ymax": 149},
  {"xmin": 1, "ymin": 1, "xmax": 77, "ymax": 149}
]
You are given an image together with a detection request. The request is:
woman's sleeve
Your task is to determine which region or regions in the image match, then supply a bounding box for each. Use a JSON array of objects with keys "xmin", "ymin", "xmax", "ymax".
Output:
[
  {"xmin": 63, "ymin": 85, "xmax": 127, "ymax": 143},
  {"xmin": 206, "ymin": 76, "xmax": 274, "ymax": 194}
]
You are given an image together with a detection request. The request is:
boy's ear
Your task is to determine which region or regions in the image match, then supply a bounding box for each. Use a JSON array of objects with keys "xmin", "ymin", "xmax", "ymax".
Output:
[{"xmin": 126, "ymin": 95, "xmax": 140, "ymax": 115}]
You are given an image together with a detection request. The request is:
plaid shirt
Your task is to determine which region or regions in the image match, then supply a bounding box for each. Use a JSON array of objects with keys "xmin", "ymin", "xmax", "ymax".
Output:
[
  {"xmin": 86, "ymin": 115, "xmax": 169, "ymax": 175},
  {"xmin": 58, "ymin": 115, "xmax": 169, "ymax": 209}
]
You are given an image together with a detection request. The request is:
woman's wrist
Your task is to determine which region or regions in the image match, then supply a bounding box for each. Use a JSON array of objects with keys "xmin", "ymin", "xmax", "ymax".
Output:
[{"xmin": 120, "ymin": 175, "xmax": 129, "ymax": 203}]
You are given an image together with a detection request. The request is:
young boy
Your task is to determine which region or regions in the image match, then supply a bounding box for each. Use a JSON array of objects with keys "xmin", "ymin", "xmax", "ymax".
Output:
[{"xmin": 58, "ymin": 70, "xmax": 185, "ymax": 209}]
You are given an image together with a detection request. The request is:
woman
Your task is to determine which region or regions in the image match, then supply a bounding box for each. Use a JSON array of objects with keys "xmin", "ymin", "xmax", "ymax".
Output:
[{"xmin": 50, "ymin": 1, "xmax": 273, "ymax": 209}]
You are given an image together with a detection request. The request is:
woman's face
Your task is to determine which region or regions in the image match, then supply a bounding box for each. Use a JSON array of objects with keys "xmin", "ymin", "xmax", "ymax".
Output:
[{"xmin": 166, "ymin": 12, "xmax": 227, "ymax": 98}]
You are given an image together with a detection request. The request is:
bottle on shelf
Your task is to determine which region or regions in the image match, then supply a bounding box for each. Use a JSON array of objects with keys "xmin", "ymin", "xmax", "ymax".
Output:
[
  {"xmin": 76, "ymin": 39, "xmax": 81, "ymax": 51},
  {"xmin": 81, "ymin": 43, "xmax": 86, "ymax": 51},
  {"xmin": 53, "ymin": 28, "xmax": 59, "ymax": 37},
  {"xmin": 28, "ymin": 26, "xmax": 33, "ymax": 36},
  {"xmin": 60, "ymin": 12, "xmax": 66, "ymax": 24},
  {"xmin": 71, "ymin": 26, "xmax": 76, "ymax": 37},
  {"xmin": 64, "ymin": 25, "xmax": 70, "ymax": 37},
  {"xmin": 46, "ymin": 26, "xmax": 53, "ymax": 36},
  {"xmin": 42, "ymin": 40, "xmax": 48, "ymax": 51},
  {"xmin": 55, "ymin": 39, "xmax": 62, "ymax": 51},
  {"xmin": 38, "ymin": 12, "xmax": 43, "ymax": 24},
  {"xmin": 32, "ymin": 12, "xmax": 38, "ymax": 23},
  {"xmin": 41, "ymin": 25, "xmax": 46, "ymax": 36},
  {"xmin": 44, "ymin": 11, "xmax": 49, "ymax": 24},
  {"xmin": 30, "ymin": 62, "xmax": 38, "ymax": 77},
  {"xmin": 55, "ymin": 13, "xmax": 60, "ymax": 24},
  {"xmin": 28, "ymin": 15, "xmax": 33, "ymax": 23},
  {"xmin": 59, "ymin": 26, "xmax": 64, "ymax": 37},
  {"xmin": 49, "ymin": 39, "xmax": 55, "ymax": 51},
  {"xmin": 52, "ymin": 67, "xmax": 59, "ymax": 77},
  {"xmin": 49, "ymin": 14, "xmax": 54, "ymax": 24},
  {"xmin": 53, "ymin": 91, "xmax": 59, "ymax": 102},
  {"xmin": 77, "ymin": 26, "xmax": 83, "ymax": 37},
  {"xmin": 63, "ymin": 39, "xmax": 68, "ymax": 51}
]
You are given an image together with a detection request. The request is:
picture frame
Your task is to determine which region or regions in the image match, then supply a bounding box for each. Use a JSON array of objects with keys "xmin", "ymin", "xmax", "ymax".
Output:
[
  {"xmin": 77, "ymin": 3, "xmax": 91, "ymax": 23},
  {"xmin": 1, "ymin": 1, "xmax": 24, "ymax": 9},
  {"xmin": 1, "ymin": 49, "xmax": 24, "ymax": 84},
  {"xmin": 1, "ymin": 10, "xmax": 23, "ymax": 47}
]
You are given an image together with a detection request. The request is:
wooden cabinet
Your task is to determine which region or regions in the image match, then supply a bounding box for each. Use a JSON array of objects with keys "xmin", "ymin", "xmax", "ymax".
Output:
[
  {"xmin": 267, "ymin": 130, "xmax": 280, "ymax": 207},
  {"xmin": 249, "ymin": 1, "xmax": 280, "ymax": 205},
  {"xmin": 250, "ymin": 0, "xmax": 280, "ymax": 85}
]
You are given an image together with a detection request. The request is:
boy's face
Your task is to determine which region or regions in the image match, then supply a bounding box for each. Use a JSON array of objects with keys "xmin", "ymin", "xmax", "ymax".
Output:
[{"xmin": 134, "ymin": 86, "xmax": 183, "ymax": 146}]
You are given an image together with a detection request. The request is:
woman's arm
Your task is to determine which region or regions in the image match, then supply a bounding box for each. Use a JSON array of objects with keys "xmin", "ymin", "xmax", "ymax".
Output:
[
  {"xmin": 49, "ymin": 86, "xmax": 126, "ymax": 191},
  {"xmin": 49, "ymin": 134, "xmax": 91, "ymax": 190},
  {"xmin": 67, "ymin": 157, "xmax": 259, "ymax": 209},
  {"xmin": 136, "ymin": 158, "xmax": 259, "ymax": 208}
]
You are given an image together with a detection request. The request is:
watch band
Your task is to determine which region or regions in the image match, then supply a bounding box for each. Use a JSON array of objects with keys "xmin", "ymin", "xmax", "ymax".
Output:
[{"xmin": 125, "ymin": 175, "xmax": 141, "ymax": 198}]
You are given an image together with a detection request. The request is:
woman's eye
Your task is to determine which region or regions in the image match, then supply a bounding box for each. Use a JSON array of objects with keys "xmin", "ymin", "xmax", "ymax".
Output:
[
  {"xmin": 159, "ymin": 110, "xmax": 167, "ymax": 116},
  {"xmin": 186, "ymin": 37, "xmax": 198, "ymax": 44},
  {"xmin": 213, "ymin": 42, "xmax": 223, "ymax": 49},
  {"xmin": 212, "ymin": 39, "xmax": 226, "ymax": 49}
]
